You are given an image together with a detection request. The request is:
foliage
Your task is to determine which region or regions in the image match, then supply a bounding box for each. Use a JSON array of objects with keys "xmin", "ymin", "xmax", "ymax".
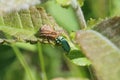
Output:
[{"xmin": 0, "ymin": 0, "xmax": 120, "ymax": 80}]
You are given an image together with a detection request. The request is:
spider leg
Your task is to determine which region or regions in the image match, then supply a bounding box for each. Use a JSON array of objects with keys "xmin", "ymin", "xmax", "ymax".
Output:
[{"xmin": 47, "ymin": 37, "xmax": 50, "ymax": 43}]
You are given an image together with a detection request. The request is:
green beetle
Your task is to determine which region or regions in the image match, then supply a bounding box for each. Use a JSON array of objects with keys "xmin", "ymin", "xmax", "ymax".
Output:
[{"xmin": 56, "ymin": 36, "xmax": 70, "ymax": 52}]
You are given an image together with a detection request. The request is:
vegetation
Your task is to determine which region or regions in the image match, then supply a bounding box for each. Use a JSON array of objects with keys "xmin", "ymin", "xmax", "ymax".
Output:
[{"xmin": 0, "ymin": 0, "xmax": 120, "ymax": 80}]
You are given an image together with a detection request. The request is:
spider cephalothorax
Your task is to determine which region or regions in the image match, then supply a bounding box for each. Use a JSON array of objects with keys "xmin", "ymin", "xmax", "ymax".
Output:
[{"xmin": 39, "ymin": 24, "xmax": 60, "ymax": 42}]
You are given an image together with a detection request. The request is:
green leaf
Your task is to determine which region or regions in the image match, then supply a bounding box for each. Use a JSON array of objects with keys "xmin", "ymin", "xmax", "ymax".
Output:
[
  {"xmin": 66, "ymin": 44, "xmax": 91, "ymax": 66},
  {"xmin": 87, "ymin": 18, "xmax": 103, "ymax": 29},
  {"xmin": 71, "ymin": 58, "xmax": 91, "ymax": 66},
  {"xmin": 0, "ymin": 7, "xmax": 48, "ymax": 44},
  {"xmin": 56, "ymin": 0, "xmax": 71, "ymax": 7},
  {"xmin": 43, "ymin": 0, "xmax": 80, "ymax": 32},
  {"xmin": 110, "ymin": 0, "xmax": 120, "ymax": 16},
  {"xmin": 78, "ymin": 0, "xmax": 85, "ymax": 7}
]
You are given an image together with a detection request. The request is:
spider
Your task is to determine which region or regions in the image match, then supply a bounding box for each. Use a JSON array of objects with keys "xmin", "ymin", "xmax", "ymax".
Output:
[
  {"xmin": 39, "ymin": 24, "xmax": 60, "ymax": 42},
  {"xmin": 38, "ymin": 24, "xmax": 70, "ymax": 52}
]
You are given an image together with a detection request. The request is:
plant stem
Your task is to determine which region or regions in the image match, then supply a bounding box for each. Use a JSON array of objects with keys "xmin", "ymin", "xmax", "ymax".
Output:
[
  {"xmin": 71, "ymin": 0, "xmax": 87, "ymax": 29},
  {"xmin": 11, "ymin": 44, "xmax": 35, "ymax": 80},
  {"xmin": 37, "ymin": 43, "xmax": 47, "ymax": 80},
  {"xmin": 88, "ymin": 66, "xmax": 96, "ymax": 80}
]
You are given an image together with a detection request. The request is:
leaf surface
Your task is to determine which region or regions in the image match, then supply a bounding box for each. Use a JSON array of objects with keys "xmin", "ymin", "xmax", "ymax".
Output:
[{"xmin": 75, "ymin": 17, "xmax": 120, "ymax": 80}]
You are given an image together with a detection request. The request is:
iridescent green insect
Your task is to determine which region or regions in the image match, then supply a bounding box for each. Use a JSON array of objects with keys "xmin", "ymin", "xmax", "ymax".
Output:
[
  {"xmin": 56, "ymin": 36, "xmax": 70, "ymax": 52},
  {"xmin": 39, "ymin": 25, "xmax": 70, "ymax": 52}
]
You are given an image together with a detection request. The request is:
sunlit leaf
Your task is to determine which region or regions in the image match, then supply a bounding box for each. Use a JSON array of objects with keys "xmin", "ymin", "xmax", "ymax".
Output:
[
  {"xmin": 77, "ymin": 0, "xmax": 85, "ymax": 7},
  {"xmin": 56, "ymin": 0, "xmax": 71, "ymax": 7},
  {"xmin": 71, "ymin": 58, "xmax": 91, "ymax": 66},
  {"xmin": 87, "ymin": 18, "xmax": 103, "ymax": 29}
]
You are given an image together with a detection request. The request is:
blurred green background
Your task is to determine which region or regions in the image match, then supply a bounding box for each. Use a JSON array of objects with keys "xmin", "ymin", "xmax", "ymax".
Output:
[{"xmin": 0, "ymin": 0, "xmax": 120, "ymax": 80}]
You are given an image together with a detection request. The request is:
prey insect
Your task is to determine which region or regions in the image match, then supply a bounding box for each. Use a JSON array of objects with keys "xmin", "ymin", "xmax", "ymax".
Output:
[
  {"xmin": 38, "ymin": 24, "xmax": 70, "ymax": 52},
  {"xmin": 56, "ymin": 36, "xmax": 70, "ymax": 52}
]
